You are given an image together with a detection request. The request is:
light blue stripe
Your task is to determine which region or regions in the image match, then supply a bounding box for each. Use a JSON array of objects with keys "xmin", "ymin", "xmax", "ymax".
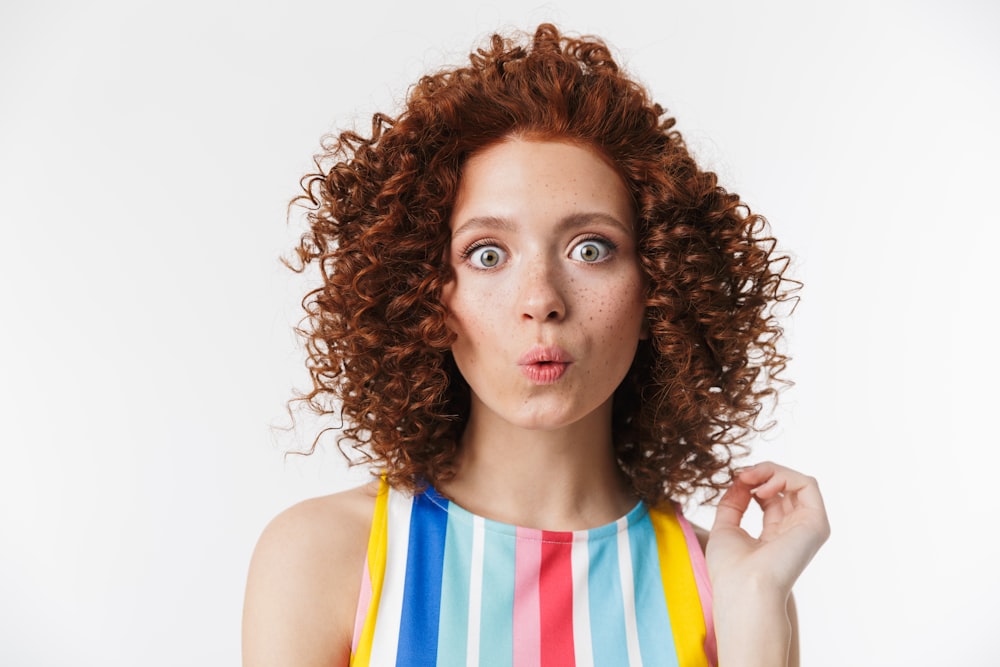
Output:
[
  {"xmin": 587, "ymin": 526, "xmax": 630, "ymax": 665},
  {"xmin": 436, "ymin": 505, "xmax": 473, "ymax": 667},
  {"xmin": 477, "ymin": 519, "xmax": 515, "ymax": 667},
  {"xmin": 629, "ymin": 513, "xmax": 680, "ymax": 667}
]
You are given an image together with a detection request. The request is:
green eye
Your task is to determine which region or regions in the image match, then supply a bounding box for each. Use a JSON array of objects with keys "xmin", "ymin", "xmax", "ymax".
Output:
[
  {"xmin": 470, "ymin": 245, "xmax": 505, "ymax": 268},
  {"xmin": 572, "ymin": 240, "xmax": 611, "ymax": 263}
]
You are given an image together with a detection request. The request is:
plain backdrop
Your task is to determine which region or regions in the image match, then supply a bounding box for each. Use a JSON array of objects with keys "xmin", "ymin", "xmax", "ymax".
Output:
[{"xmin": 2, "ymin": 0, "xmax": 998, "ymax": 664}]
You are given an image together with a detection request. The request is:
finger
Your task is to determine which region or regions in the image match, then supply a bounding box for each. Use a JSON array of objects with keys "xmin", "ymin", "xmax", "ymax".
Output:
[
  {"xmin": 754, "ymin": 490, "xmax": 788, "ymax": 528},
  {"xmin": 712, "ymin": 478, "xmax": 753, "ymax": 531},
  {"xmin": 749, "ymin": 475, "xmax": 787, "ymax": 501},
  {"xmin": 739, "ymin": 462, "xmax": 825, "ymax": 508},
  {"xmin": 754, "ymin": 487, "xmax": 787, "ymax": 513},
  {"xmin": 747, "ymin": 466, "xmax": 831, "ymax": 544}
]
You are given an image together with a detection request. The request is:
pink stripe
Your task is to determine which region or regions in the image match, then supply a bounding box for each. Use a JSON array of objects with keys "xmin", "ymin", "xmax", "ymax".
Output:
[
  {"xmin": 539, "ymin": 532, "xmax": 575, "ymax": 666},
  {"xmin": 351, "ymin": 558, "xmax": 373, "ymax": 654},
  {"xmin": 675, "ymin": 504, "xmax": 718, "ymax": 667},
  {"xmin": 513, "ymin": 526, "xmax": 543, "ymax": 667}
]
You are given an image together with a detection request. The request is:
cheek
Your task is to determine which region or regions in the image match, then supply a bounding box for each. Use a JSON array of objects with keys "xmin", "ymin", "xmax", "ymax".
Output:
[
  {"xmin": 596, "ymin": 280, "xmax": 646, "ymax": 318},
  {"xmin": 443, "ymin": 288, "xmax": 489, "ymax": 345},
  {"xmin": 597, "ymin": 278, "xmax": 645, "ymax": 333}
]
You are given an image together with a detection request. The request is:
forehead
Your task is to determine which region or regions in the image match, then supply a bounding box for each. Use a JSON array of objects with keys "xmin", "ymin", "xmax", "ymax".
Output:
[{"xmin": 451, "ymin": 138, "xmax": 634, "ymax": 229}]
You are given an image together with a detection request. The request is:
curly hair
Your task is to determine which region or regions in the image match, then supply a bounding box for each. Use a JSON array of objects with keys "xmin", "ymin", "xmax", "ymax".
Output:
[{"xmin": 289, "ymin": 23, "xmax": 796, "ymax": 505}]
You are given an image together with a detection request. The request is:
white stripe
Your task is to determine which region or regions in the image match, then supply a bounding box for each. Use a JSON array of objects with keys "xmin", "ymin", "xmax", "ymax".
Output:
[
  {"xmin": 466, "ymin": 515, "xmax": 485, "ymax": 667},
  {"xmin": 368, "ymin": 489, "xmax": 413, "ymax": 666},
  {"xmin": 571, "ymin": 533, "xmax": 595, "ymax": 667},
  {"xmin": 616, "ymin": 517, "xmax": 643, "ymax": 667}
]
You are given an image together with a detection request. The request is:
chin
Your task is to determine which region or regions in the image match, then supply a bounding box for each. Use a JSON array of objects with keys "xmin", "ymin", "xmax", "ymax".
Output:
[{"xmin": 508, "ymin": 403, "xmax": 605, "ymax": 433}]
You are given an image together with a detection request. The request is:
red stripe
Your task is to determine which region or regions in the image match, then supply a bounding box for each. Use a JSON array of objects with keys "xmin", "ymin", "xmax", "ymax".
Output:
[{"xmin": 539, "ymin": 531, "xmax": 576, "ymax": 666}]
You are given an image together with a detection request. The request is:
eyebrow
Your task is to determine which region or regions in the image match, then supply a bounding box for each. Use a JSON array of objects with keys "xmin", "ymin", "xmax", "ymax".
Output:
[{"xmin": 451, "ymin": 211, "xmax": 632, "ymax": 237}]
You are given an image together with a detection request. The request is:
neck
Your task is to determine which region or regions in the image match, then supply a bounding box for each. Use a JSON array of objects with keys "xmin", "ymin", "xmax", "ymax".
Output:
[{"xmin": 437, "ymin": 397, "xmax": 636, "ymax": 531}]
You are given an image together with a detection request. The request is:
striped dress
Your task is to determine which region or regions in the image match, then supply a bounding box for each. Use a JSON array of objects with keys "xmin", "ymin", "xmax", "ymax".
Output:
[{"xmin": 351, "ymin": 479, "xmax": 717, "ymax": 667}]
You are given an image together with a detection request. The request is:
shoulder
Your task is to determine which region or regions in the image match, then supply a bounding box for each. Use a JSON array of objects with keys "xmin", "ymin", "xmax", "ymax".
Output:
[{"xmin": 242, "ymin": 480, "xmax": 380, "ymax": 667}]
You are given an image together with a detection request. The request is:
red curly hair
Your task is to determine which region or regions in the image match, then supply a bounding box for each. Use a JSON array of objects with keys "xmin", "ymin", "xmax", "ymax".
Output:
[{"xmin": 290, "ymin": 24, "xmax": 795, "ymax": 505}]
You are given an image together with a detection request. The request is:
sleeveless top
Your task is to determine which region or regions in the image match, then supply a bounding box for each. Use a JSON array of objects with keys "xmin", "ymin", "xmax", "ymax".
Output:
[{"xmin": 350, "ymin": 479, "xmax": 717, "ymax": 667}]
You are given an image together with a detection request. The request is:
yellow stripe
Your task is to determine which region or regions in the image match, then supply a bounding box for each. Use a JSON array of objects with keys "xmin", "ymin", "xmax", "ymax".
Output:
[
  {"xmin": 350, "ymin": 477, "xmax": 390, "ymax": 666},
  {"xmin": 649, "ymin": 504, "xmax": 709, "ymax": 667}
]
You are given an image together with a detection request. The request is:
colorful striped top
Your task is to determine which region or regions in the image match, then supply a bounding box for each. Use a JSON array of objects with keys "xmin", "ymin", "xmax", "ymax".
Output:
[{"xmin": 351, "ymin": 479, "xmax": 717, "ymax": 667}]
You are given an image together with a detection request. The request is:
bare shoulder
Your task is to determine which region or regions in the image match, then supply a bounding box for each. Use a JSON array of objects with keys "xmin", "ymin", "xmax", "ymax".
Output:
[{"xmin": 242, "ymin": 480, "xmax": 380, "ymax": 667}]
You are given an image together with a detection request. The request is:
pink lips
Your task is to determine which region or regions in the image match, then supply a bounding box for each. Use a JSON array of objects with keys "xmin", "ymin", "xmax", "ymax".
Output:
[{"xmin": 518, "ymin": 345, "xmax": 573, "ymax": 384}]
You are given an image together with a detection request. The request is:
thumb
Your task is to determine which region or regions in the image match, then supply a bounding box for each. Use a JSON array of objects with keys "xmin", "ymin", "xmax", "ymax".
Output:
[{"xmin": 712, "ymin": 477, "xmax": 753, "ymax": 532}]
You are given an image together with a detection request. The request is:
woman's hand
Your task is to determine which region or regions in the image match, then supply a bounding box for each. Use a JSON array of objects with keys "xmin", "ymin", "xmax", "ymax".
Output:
[
  {"xmin": 708, "ymin": 461, "xmax": 829, "ymax": 593},
  {"xmin": 706, "ymin": 462, "xmax": 830, "ymax": 667}
]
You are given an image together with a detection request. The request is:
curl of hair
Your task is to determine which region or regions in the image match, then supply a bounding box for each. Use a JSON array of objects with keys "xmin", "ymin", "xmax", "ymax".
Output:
[{"xmin": 289, "ymin": 24, "xmax": 798, "ymax": 505}]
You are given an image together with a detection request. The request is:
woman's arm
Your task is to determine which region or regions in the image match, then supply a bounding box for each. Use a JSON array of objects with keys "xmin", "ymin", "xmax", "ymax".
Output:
[
  {"xmin": 707, "ymin": 462, "xmax": 829, "ymax": 667},
  {"xmin": 242, "ymin": 485, "xmax": 376, "ymax": 667}
]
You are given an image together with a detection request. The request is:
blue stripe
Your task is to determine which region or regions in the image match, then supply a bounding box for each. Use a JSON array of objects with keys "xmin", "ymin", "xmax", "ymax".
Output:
[
  {"xmin": 396, "ymin": 491, "xmax": 448, "ymax": 666},
  {"xmin": 436, "ymin": 505, "xmax": 473, "ymax": 667},
  {"xmin": 630, "ymin": 513, "xmax": 680, "ymax": 667},
  {"xmin": 587, "ymin": 527, "xmax": 630, "ymax": 665},
  {"xmin": 478, "ymin": 519, "xmax": 515, "ymax": 667}
]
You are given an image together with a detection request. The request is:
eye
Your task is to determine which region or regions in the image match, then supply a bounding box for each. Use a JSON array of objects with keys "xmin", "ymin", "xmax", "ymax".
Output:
[
  {"xmin": 467, "ymin": 244, "xmax": 506, "ymax": 269},
  {"xmin": 570, "ymin": 238, "xmax": 614, "ymax": 263}
]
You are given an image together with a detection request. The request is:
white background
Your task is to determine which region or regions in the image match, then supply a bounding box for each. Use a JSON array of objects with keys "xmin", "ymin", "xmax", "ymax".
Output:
[{"xmin": 2, "ymin": 1, "xmax": 998, "ymax": 664}]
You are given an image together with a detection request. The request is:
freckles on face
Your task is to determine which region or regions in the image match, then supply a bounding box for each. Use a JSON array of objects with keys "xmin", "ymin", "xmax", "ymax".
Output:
[{"xmin": 441, "ymin": 138, "xmax": 647, "ymax": 431}]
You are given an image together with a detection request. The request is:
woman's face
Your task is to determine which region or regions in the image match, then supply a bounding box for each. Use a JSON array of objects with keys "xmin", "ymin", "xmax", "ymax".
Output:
[{"xmin": 442, "ymin": 138, "xmax": 646, "ymax": 433}]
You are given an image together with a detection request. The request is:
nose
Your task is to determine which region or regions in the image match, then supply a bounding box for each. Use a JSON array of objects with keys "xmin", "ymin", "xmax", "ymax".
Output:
[{"xmin": 519, "ymin": 259, "xmax": 567, "ymax": 322}]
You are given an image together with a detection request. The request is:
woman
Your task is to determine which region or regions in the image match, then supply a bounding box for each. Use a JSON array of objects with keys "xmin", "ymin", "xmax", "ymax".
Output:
[{"xmin": 243, "ymin": 24, "xmax": 829, "ymax": 667}]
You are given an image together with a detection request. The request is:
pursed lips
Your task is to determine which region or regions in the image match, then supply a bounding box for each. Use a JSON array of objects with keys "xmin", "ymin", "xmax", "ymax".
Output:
[{"xmin": 518, "ymin": 345, "xmax": 573, "ymax": 384}]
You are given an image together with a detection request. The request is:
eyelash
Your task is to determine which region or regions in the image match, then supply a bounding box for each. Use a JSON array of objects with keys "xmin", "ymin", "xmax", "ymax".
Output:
[
  {"xmin": 572, "ymin": 235, "xmax": 617, "ymax": 262},
  {"xmin": 460, "ymin": 239, "xmax": 505, "ymax": 269}
]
